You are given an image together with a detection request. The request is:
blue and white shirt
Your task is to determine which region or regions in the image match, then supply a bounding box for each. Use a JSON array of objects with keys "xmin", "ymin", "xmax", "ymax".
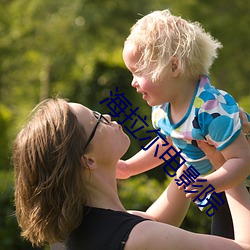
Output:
[{"xmin": 152, "ymin": 75, "xmax": 245, "ymax": 176}]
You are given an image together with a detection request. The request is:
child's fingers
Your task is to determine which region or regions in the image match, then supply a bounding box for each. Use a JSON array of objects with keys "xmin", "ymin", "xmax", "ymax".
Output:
[{"xmin": 185, "ymin": 191, "xmax": 198, "ymax": 199}]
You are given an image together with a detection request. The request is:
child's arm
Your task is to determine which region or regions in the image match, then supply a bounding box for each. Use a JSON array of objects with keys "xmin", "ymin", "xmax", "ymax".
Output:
[
  {"xmin": 197, "ymin": 109, "xmax": 250, "ymax": 171},
  {"xmin": 116, "ymin": 137, "xmax": 173, "ymax": 179},
  {"xmin": 187, "ymin": 132, "xmax": 250, "ymax": 195},
  {"xmin": 208, "ymin": 131, "xmax": 250, "ymax": 192}
]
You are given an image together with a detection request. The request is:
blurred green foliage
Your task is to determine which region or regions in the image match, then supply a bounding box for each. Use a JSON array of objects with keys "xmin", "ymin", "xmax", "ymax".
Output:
[
  {"xmin": 0, "ymin": 0, "xmax": 249, "ymax": 248},
  {"xmin": 0, "ymin": 171, "xmax": 41, "ymax": 249}
]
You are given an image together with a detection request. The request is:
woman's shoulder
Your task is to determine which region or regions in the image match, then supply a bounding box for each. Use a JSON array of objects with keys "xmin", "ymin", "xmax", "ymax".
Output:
[{"xmin": 66, "ymin": 206, "xmax": 148, "ymax": 250}]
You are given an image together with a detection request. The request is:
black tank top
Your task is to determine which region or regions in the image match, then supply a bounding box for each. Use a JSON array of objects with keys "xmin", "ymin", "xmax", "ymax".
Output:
[{"xmin": 66, "ymin": 206, "xmax": 148, "ymax": 250}]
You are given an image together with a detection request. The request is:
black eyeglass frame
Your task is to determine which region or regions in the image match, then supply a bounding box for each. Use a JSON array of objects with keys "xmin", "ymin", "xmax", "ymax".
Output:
[{"xmin": 83, "ymin": 111, "xmax": 110, "ymax": 151}]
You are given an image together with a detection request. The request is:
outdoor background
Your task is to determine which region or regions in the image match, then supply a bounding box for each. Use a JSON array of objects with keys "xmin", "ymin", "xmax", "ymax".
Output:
[{"xmin": 0, "ymin": 0, "xmax": 249, "ymax": 249}]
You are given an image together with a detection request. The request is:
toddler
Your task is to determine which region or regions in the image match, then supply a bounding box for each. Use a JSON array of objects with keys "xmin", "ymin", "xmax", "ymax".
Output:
[{"xmin": 119, "ymin": 9, "xmax": 250, "ymax": 238}]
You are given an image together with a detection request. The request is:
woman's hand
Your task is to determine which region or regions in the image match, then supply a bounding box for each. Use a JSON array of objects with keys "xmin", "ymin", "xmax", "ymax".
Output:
[
  {"xmin": 197, "ymin": 141, "xmax": 225, "ymax": 171},
  {"xmin": 239, "ymin": 107, "xmax": 250, "ymax": 141}
]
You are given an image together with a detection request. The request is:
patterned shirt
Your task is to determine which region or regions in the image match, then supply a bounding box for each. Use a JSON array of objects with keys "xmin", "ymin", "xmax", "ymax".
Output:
[{"xmin": 152, "ymin": 75, "xmax": 241, "ymax": 175}]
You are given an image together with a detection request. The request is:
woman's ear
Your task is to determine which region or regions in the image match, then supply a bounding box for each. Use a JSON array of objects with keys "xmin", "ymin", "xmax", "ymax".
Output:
[
  {"xmin": 170, "ymin": 57, "xmax": 180, "ymax": 77},
  {"xmin": 82, "ymin": 155, "xmax": 97, "ymax": 169}
]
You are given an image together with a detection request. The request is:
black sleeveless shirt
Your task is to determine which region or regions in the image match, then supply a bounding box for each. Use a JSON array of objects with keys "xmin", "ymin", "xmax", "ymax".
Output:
[{"xmin": 65, "ymin": 206, "xmax": 148, "ymax": 250}]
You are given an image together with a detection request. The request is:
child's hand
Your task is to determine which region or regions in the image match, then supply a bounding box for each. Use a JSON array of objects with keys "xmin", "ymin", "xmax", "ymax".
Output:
[
  {"xmin": 184, "ymin": 176, "xmax": 209, "ymax": 200},
  {"xmin": 176, "ymin": 164, "xmax": 188, "ymax": 179},
  {"xmin": 176, "ymin": 166, "xmax": 210, "ymax": 200},
  {"xmin": 176, "ymin": 164, "xmax": 188, "ymax": 191},
  {"xmin": 116, "ymin": 160, "xmax": 131, "ymax": 179}
]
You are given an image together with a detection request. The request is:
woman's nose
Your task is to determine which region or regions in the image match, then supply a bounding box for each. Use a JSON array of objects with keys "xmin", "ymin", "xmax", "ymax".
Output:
[{"xmin": 103, "ymin": 114, "xmax": 112, "ymax": 123}]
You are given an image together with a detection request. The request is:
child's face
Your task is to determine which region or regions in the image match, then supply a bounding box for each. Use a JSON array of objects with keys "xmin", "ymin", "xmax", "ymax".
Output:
[{"xmin": 122, "ymin": 43, "xmax": 173, "ymax": 106}]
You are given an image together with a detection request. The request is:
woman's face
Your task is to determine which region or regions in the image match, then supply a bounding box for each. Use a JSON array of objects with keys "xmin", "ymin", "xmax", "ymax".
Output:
[{"xmin": 68, "ymin": 103, "xmax": 130, "ymax": 162}]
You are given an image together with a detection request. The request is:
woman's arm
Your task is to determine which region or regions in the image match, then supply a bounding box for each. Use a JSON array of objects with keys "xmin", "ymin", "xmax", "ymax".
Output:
[
  {"xmin": 197, "ymin": 140, "xmax": 225, "ymax": 170},
  {"xmin": 226, "ymin": 184, "xmax": 250, "ymax": 243},
  {"xmin": 240, "ymin": 108, "xmax": 250, "ymax": 143},
  {"xmin": 125, "ymin": 184, "xmax": 250, "ymax": 250},
  {"xmin": 204, "ymin": 132, "xmax": 250, "ymax": 193}
]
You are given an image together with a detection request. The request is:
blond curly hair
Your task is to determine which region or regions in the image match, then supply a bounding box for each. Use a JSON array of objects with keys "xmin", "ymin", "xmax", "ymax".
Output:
[{"xmin": 125, "ymin": 9, "xmax": 222, "ymax": 81}]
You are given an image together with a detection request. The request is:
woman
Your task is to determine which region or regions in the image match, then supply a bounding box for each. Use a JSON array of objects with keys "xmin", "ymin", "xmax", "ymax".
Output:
[{"xmin": 13, "ymin": 98, "xmax": 250, "ymax": 249}]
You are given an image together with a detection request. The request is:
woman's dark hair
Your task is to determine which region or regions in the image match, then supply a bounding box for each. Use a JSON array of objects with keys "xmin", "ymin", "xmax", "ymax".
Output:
[{"xmin": 13, "ymin": 98, "xmax": 88, "ymax": 246}]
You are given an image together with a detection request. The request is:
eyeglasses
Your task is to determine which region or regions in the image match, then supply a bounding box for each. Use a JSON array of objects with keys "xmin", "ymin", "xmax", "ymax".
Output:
[{"xmin": 84, "ymin": 111, "xmax": 110, "ymax": 151}]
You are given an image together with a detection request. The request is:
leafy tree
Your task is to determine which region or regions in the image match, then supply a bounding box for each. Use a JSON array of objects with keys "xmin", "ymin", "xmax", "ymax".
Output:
[
  {"xmin": 0, "ymin": 105, "xmax": 12, "ymax": 169},
  {"xmin": 185, "ymin": 0, "xmax": 250, "ymax": 100},
  {"xmin": 0, "ymin": 0, "xmax": 249, "ymax": 248}
]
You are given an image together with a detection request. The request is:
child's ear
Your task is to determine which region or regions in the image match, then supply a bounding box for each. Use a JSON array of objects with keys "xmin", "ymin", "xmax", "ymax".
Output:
[{"xmin": 171, "ymin": 57, "xmax": 180, "ymax": 77}]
